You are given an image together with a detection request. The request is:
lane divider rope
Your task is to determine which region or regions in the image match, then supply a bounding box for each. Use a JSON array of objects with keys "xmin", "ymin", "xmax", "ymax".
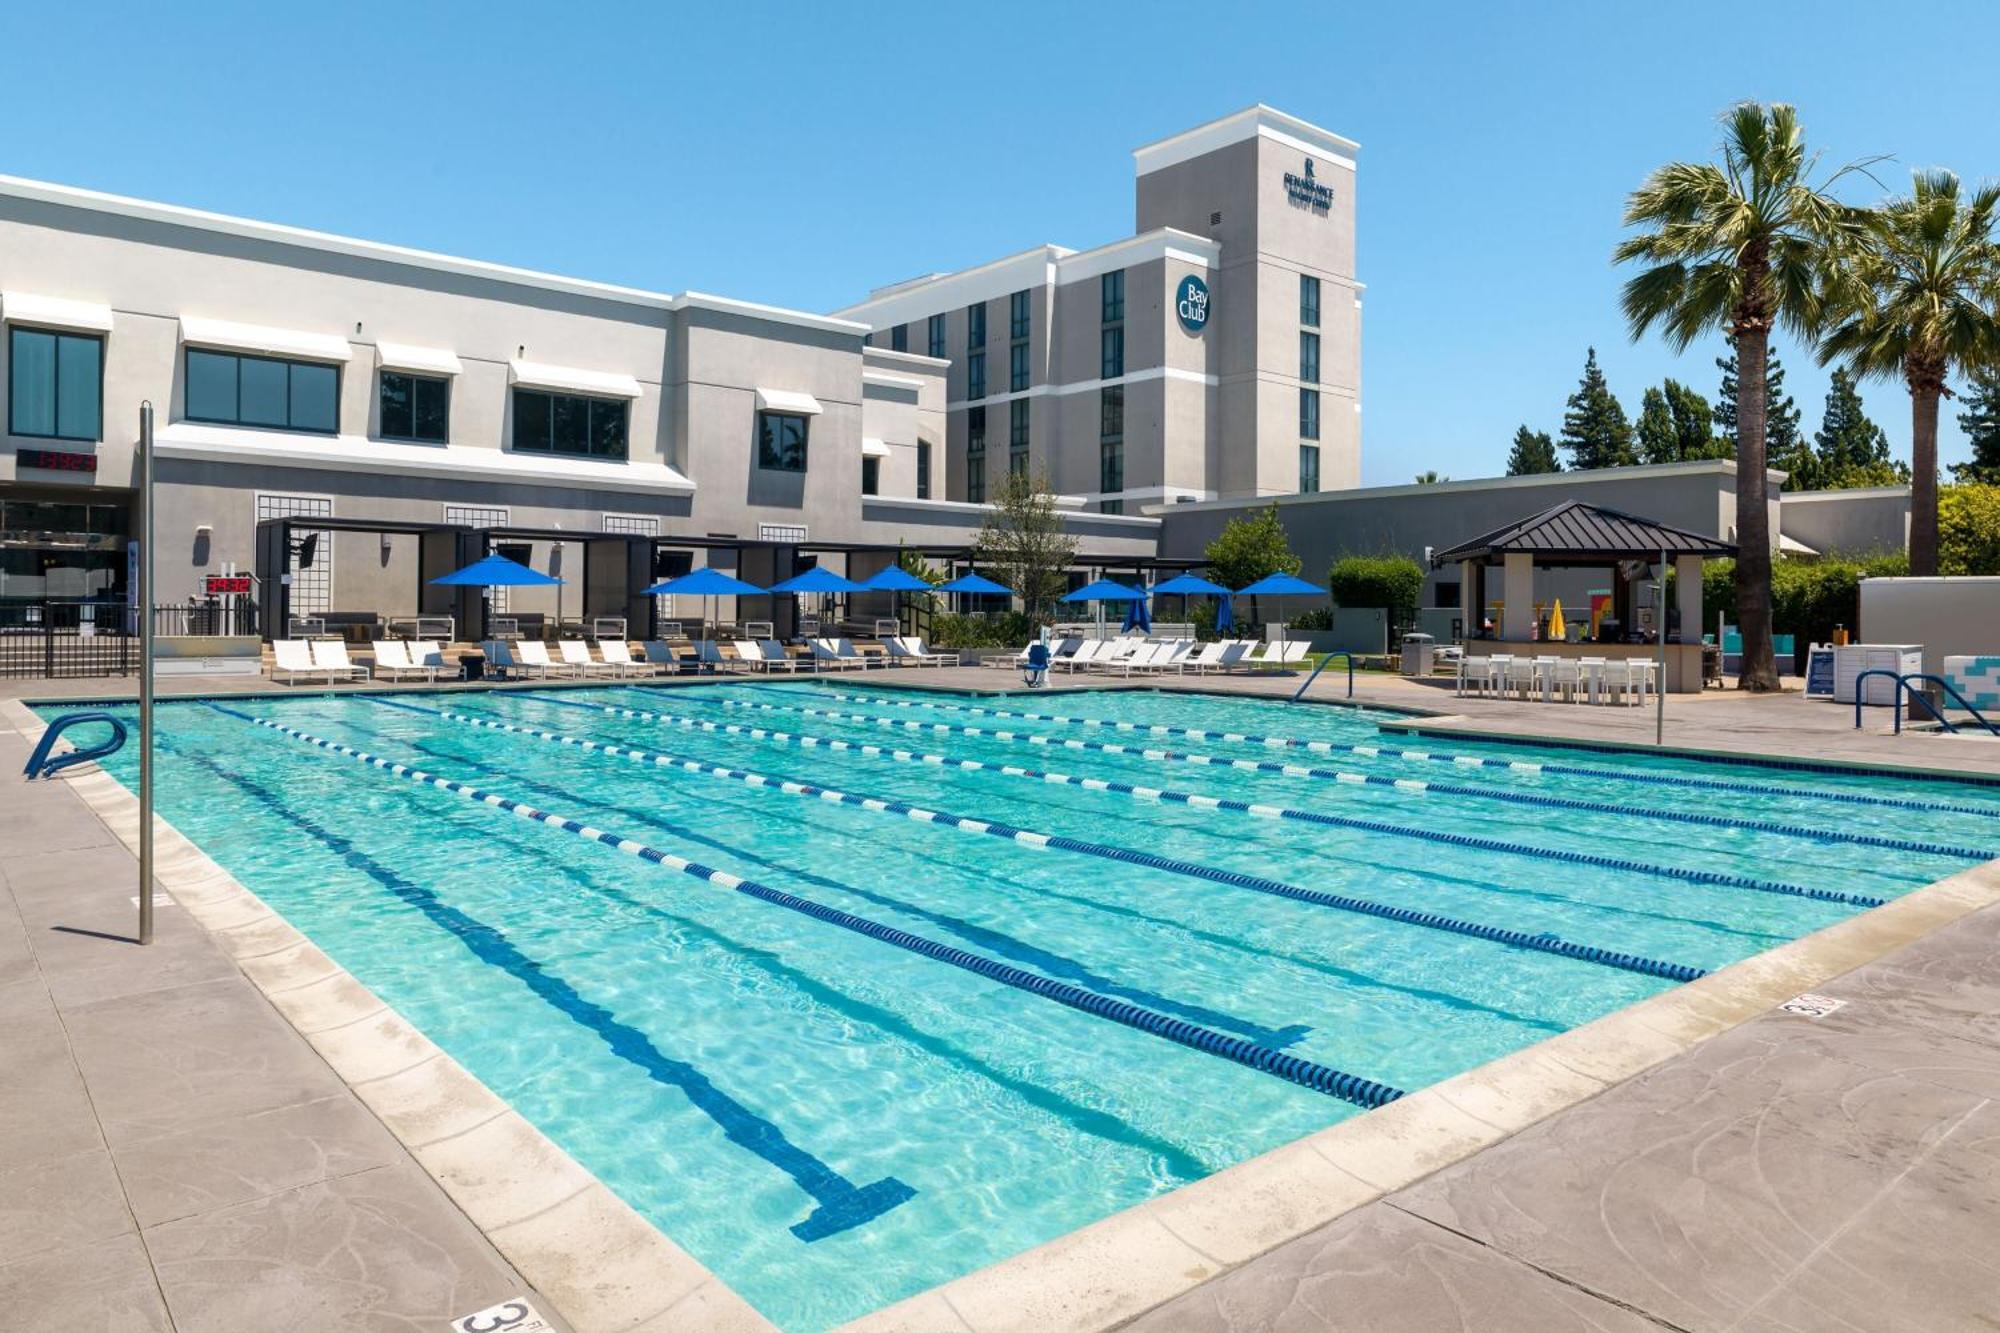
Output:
[
  {"xmin": 788, "ymin": 685, "xmax": 2000, "ymax": 822},
  {"xmin": 433, "ymin": 700, "xmax": 1713, "ymax": 984},
  {"xmin": 219, "ymin": 706, "xmax": 1403, "ymax": 1108},
  {"xmin": 549, "ymin": 694, "xmax": 1896, "ymax": 904},
  {"xmin": 699, "ymin": 692, "xmax": 1992, "ymax": 865}
]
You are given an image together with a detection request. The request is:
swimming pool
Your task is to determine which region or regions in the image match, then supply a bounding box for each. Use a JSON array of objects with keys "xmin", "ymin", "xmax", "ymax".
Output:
[{"xmin": 45, "ymin": 681, "xmax": 2000, "ymax": 1330}]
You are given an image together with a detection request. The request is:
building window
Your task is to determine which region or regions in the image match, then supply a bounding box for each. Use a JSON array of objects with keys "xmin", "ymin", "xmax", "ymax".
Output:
[
  {"xmin": 1100, "ymin": 440, "xmax": 1123, "ymax": 498},
  {"xmin": 186, "ymin": 348, "xmax": 338, "ymax": 434},
  {"xmin": 8, "ymin": 327, "xmax": 102, "ymax": 441},
  {"xmin": 1100, "ymin": 498, "xmax": 1124, "ymax": 515},
  {"xmin": 1009, "ymin": 290, "xmax": 1030, "ymax": 340},
  {"xmin": 861, "ymin": 455, "xmax": 880, "ymax": 495},
  {"xmin": 1299, "ymin": 388, "xmax": 1321, "ymax": 440},
  {"xmin": 966, "ymin": 406, "xmax": 987, "ymax": 504},
  {"xmin": 1300, "ymin": 274, "xmax": 1321, "ymax": 327},
  {"xmin": 927, "ymin": 314, "xmax": 946, "ymax": 359},
  {"xmin": 1101, "ymin": 270, "xmax": 1125, "ymax": 324},
  {"xmin": 754, "ymin": 410, "xmax": 810, "ymax": 472},
  {"xmin": 1100, "ymin": 325, "xmax": 1125, "ymax": 380},
  {"xmin": 916, "ymin": 440, "xmax": 932, "ymax": 499},
  {"xmin": 378, "ymin": 371, "xmax": 449, "ymax": 443},
  {"xmin": 891, "ymin": 324, "xmax": 908, "ymax": 353},
  {"xmin": 967, "ymin": 302, "xmax": 986, "ymax": 350},
  {"xmin": 1009, "ymin": 341, "xmax": 1029, "ymax": 393},
  {"xmin": 1299, "ymin": 331, "xmax": 1320, "ymax": 385},
  {"xmin": 511, "ymin": 388, "xmax": 628, "ymax": 459},
  {"xmin": 1099, "ymin": 384, "xmax": 1123, "ymax": 440},
  {"xmin": 1300, "ymin": 444, "xmax": 1321, "ymax": 494},
  {"xmin": 966, "ymin": 350, "xmax": 986, "ymax": 400},
  {"xmin": 1008, "ymin": 398, "xmax": 1029, "ymax": 476}
]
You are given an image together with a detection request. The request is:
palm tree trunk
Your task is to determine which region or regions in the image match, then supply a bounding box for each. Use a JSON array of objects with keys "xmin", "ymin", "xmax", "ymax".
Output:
[
  {"xmin": 1734, "ymin": 328, "xmax": 1781, "ymax": 691},
  {"xmin": 1909, "ymin": 378, "xmax": 1941, "ymax": 576}
]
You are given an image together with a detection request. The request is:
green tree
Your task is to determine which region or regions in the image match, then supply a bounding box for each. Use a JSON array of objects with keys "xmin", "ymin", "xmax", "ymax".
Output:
[
  {"xmin": 1811, "ymin": 367, "xmax": 1909, "ymax": 488},
  {"xmin": 1412, "ymin": 470, "xmax": 1449, "ymax": 484},
  {"xmin": 1504, "ymin": 425, "xmax": 1560, "ymax": 475},
  {"xmin": 1203, "ymin": 503, "xmax": 1301, "ymax": 592},
  {"xmin": 972, "ymin": 470, "xmax": 1077, "ymax": 621},
  {"xmin": 1558, "ymin": 347, "xmax": 1636, "ymax": 469},
  {"xmin": 1940, "ymin": 484, "xmax": 2000, "ymax": 574},
  {"xmin": 1328, "ymin": 554, "xmax": 1425, "ymax": 630},
  {"xmin": 1635, "ymin": 386, "xmax": 1675, "ymax": 463},
  {"xmin": 1616, "ymin": 102, "xmax": 1874, "ymax": 691},
  {"xmin": 1716, "ymin": 348, "xmax": 1806, "ymax": 479},
  {"xmin": 1821, "ymin": 169, "xmax": 2000, "ymax": 574},
  {"xmin": 1640, "ymin": 381, "xmax": 1728, "ymax": 463},
  {"xmin": 1954, "ymin": 366, "xmax": 2000, "ymax": 483}
]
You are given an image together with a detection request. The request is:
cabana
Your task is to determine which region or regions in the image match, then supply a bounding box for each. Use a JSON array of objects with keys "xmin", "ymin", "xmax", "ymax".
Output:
[{"xmin": 1430, "ymin": 500, "xmax": 1736, "ymax": 693}]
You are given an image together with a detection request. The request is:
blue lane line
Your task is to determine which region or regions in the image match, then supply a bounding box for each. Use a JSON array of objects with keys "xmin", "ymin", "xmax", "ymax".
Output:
[
  {"xmin": 436, "ymin": 700, "xmax": 1711, "ymax": 985},
  {"xmin": 387, "ymin": 721, "xmax": 1562, "ymax": 1040},
  {"xmin": 791, "ymin": 685, "xmax": 2000, "ymax": 820},
  {"xmin": 366, "ymin": 699, "xmax": 1311, "ymax": 1051},
  {"xmin": 701, "ymin": 690, "xmax": 1993, "ymax": 865},
  {"xmin": 370, "ymin": 725, "xmax": 1217, "ymax": 1183},
  {"xmin": 177, "ymin": 716, "xmax": 913, "ymax": 1242},
  {"xmin": 519, "ymin": 693, "xmax": 1882, "ymax": 911},
  {"xmin": 219, "ymin": 704, "xmax": 1402, "ymax": 1110}
]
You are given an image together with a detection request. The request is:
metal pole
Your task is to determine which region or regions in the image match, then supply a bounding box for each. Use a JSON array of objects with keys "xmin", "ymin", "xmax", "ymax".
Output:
[
  {"xmin": 1655, "ymin": 546, "xmax": 1668, "ymax": 747},
  {"xmin": 139, "ymin": 402, "xmax": 155, "ymax": 945}
]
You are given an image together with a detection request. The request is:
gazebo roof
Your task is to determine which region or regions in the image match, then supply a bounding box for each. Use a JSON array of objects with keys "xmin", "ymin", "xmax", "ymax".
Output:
[{"xmin": 1430, "ymin": 500, "xmax": 1738, "ymax": 568}]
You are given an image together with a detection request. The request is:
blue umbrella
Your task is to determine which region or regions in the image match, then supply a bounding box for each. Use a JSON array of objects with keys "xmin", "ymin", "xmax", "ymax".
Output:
[
  {"xmin": 769, "ymin": 566, "xmax": 868, "ymax": 594},
  {"xmin": 641, "ymin": 566, "xmax": 768, "ymax": 642},
  {"xmin": 1151, "ymin": 572, "xmax": 1229, "ymax": 627},
  {"xmin": 1216, "ymin": 592, "xmax": 1235, "ymax": 632},
  {"xmin": 430, "ymin": 553, "xmax": 563, "ymax": 587},
  {"xmin": 1234, "ymin": 572, "xmax": 1322, "ymax": 648},
  {"xmin": 938, "ymin": 573, "xmax": 1011, "ymax": 595},
  {"xmin": 1121, "ymin": 596, "xmax": 1153, "ymax": 633},
  {"xmin": 861, "ymin": 567, "xmax": 935, "ymax": 592},
  {"xmin": 1060, "ymin": 579, "xmax": 1146, "ymax": 603}
]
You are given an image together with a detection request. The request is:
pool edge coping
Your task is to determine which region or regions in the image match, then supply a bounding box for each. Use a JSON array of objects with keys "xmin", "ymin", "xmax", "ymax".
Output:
[{"xmin": 0, "ymin": 696, "xmax": 779, "ymax": 1333}]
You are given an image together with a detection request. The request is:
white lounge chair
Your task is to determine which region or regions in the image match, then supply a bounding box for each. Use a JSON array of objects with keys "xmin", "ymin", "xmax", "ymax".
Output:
[
  {"xmin": 886, "ymin": 637, "xmax": 944, "ymax": 667},
  {"xmin": 902, "ymin": 637, "xmax": 960, "ymax": 667},
  {"xmin": 642, "ymin": 640, "xmax": 687, "ymax": 674},
  {"xmin": 594, "ymin": 640, "xmax": 655, "ymax": 678},
  {"xmin": 1099, "ymin": 641, "xmax": 1171, "ymax": 676},
  {"xmin": 371, "ymin": 640, "xmax": 435, "ymax": 683},
  {"xmin": 1056, "ymin": 640, "xmax": 1107, "ymax": 672},
  {"xmin": 756, "ymin": 639, "xmax": 811, "ymax": 673},
  {"xmin": 1137, "ymin": 640, "xmax": 1196, "ymax": 674},
  {"xmin": 271, "ymin": 639, "xmax": 332, "ymax": 685},
  {"xmin": 410, "ymin": 641, "xmax": 459, "ymax": 681},
  {"xmin": 310, "ymin": 639, "xmax": 369, "ymax": 682},
  {"xmin": 516, "ymin": 640, "xmax": 579, "ymax": 678},
  {"xmin": 557, "ymin": 639, "xmax": 622, "ymax": 678}
]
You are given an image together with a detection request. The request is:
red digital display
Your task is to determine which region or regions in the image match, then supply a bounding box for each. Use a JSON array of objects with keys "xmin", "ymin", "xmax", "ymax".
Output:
[
  {"xmin": 204, "ymin": 575, "xmax": 254, "ymax": 595},
  {"xmin": 17, "ymin": 448, "xmax": 98, "ymax": 473}
]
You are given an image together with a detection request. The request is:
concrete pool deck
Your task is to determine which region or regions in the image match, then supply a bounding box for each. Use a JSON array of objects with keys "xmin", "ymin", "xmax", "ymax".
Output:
[{"xmin": 5, "ymin": 666, "xmax": 1999, "ymax": 1331}]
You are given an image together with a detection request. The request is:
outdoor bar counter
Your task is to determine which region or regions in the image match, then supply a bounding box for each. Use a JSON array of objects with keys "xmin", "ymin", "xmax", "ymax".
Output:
[{"xmin": 1469, "ymin": 639, "xmax": 1705, "ymax": 693}]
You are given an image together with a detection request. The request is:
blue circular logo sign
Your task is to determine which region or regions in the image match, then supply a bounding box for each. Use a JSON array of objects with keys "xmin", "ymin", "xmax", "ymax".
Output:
[{"xmin": 1176, "ymin": 274, "xmax": 1210, "ymax": 334}]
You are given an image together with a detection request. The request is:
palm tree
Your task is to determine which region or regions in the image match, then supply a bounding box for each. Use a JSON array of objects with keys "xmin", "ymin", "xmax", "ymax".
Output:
[
  {"xmin": 1819, "ymin": 170, "xmax": 2000, "ymax": 575},
  {"xmin": 1412, "ymin": 470, "xmax": 1449, "ymax": 484},
  {"xmin": 1615, "ymin": 103, "xmax": 1876, "ymax": 691}
]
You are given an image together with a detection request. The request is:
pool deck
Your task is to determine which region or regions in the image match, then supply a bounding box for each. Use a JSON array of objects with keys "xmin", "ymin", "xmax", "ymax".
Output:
[{"xmin": 5, "ymin": 665, "xmax": 1999, "ymax": 1331}]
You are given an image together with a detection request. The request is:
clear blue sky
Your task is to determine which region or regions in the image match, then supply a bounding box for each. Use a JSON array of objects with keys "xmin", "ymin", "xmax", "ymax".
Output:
[{"xmin": 5, "ymin": 0, "xmax": 1995, "ymax": 486}]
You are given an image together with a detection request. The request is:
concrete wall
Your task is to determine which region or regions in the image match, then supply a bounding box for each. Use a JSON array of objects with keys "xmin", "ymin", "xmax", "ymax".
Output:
[
  {"xmin": 1858, "ymin": 576, "xmax": 2000, "ymax": 677},
  {"xmin": 1780, "ymin": 487, "xmax": 1910, "ymax": 557}
]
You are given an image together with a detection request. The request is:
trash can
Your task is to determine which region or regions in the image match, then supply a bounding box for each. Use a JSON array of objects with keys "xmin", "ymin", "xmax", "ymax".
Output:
[{"xmin": 1401, "ymin": 632, "xmax": 1434, "ymax": 676}]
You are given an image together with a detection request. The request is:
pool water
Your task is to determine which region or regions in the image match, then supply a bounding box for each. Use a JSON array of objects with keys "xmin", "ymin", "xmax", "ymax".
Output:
[{"xmin": 47, "ymin": 682, "xmax": 2000, "ymax": 1330}]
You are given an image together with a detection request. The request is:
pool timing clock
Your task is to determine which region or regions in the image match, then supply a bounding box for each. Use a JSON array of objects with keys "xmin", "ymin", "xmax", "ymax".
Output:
[{"xmin": 16, "ymin": 447, "xmax": 98, "ymax": 474}]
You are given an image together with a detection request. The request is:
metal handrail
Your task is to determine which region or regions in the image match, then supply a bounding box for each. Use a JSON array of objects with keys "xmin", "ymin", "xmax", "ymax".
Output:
[
  {"xmin": 1852, "ymin": 669, "xmax": 2000, "ymax": 737},
  {"xmin": 24, "ymin": 711, "xmax": 127, "ymax": 780},
  {"xmin": 1292, "ymin": 651, "xmax": 1355, "ymax": 701}
]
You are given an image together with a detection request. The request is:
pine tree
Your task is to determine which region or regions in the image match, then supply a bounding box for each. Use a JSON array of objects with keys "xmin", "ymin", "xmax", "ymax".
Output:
[
  {"xmin": 1954, "ymin": 365, "xmax": 2000, "ymax": 484},
  {"xmin": 1505, "ymin": 425, "xmax": 1560, "ymax": 475},
  {"xmin": 1812, "ymin": 368, "xmax": 1910, "ymax": 489},
  {"xmin": 1717, "ymin": 349, "xmax": 1806, "ymax": 481},
  {"xmin": 1635, "ymin": 387, "xmax": 1676, "ymax": 464},
  {"xmin": 1667, "ymin": 379, "xmax": 1729, "ymax": 461},
  {"xmin": 1558, "ymin": 348, "xmax": 1635, "ymax": 470}
]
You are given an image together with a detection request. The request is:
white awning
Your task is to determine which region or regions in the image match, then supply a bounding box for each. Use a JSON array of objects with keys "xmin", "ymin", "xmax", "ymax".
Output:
[
  {"xmin": 2, "ymin": 292, "xmax": 115, "ymax": 333},
  {"xmin": 1779, "ymin": 533, "xmax": 1820, "ymax": 557},
  {"xmin": 755, "ymin": 386, "xmax": 824, "ymax": 416},
  {"xmin": 508, "ymin": 359, "xmax": 643, "ymax": 399},
  {"xmin": 860, "ymin": 437, "xmax": 892, "ymax": 458},
  {"xmin": 180, "ymin": 316, "xmax": 352, "ymax": 362},
  {"xmin": 375, "ymin": 341, "xmax": 464, "ymax": 376}
]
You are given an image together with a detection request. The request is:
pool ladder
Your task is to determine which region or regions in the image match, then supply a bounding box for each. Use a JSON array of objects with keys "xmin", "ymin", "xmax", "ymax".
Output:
[
  {"xmin": 1852, "ymin": 670, "xmax": 2000, "ymax": 736},
  {"xmin": 1291, "ymin": 651, "xmax": 1355, "ymax": 701},
  {"xmin": 23, "ymin": 712, "xmax": 128, "ymax": 780}
]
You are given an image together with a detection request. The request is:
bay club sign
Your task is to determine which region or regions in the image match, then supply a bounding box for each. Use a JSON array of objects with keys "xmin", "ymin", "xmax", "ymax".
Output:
[
  {"xmin": 1175, "ymin": 273, "xmax": 1210, "ymax": 334},
  {"xmin": 1283, "ymin": 157, "xmax": 1336, "ymax": 214}
]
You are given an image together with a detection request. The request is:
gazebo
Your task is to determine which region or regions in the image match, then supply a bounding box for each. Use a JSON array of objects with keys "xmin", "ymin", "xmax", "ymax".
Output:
[{"xmin": 1430, "ymin": 500, "xmax": 1737, "ymax": 693}]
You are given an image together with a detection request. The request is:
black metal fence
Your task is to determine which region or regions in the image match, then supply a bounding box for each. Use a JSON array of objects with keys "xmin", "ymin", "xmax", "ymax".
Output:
[{"xmin": 0, "ymin": 599, "xmax": 260, "ymax": 678}]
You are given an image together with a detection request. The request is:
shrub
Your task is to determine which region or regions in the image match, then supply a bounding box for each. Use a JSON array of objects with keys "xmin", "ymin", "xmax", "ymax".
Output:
[
  {"xmin": 926, "ymin": 611, "xmax": 1033, "ymax": 650},
  {"xmin": 1940, "ymin": 484, "xmax": 2000, "ymax": 575},
  {"xmin": 1701, "ymin": 549, "xmax": 1908, "ymax": 652},
  {"xmin": 1204, "ymin": 504, "xmax": 1301, "ymax": 590},
  {"xmin": 1327, "ymin": 554, "xmax": 1425, "ymax": 625}
]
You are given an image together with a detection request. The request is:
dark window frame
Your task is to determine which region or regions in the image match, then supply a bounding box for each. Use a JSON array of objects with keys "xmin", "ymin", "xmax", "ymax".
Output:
[
  {"xmin": 1008, "ymin": 398, "xmax": 1029, "ymax": 476},
  {"xmin": 1101, "ymin": 269, "xmax": 1125, "ymax": 324},
  {"xmin": 891, "ymin": 324, "xmax": 908, "ymax": 353},
  {"xmin": 1299, "ymin": 387, "xmax": 1321, "ymax": 440},
  {"xmin": 1009, "ymin": 289, "xmax": 1030, "ymax": 340},
  {"xmin": 966, "ymin": 350, "xmax": 986, "ymax": 400},
  {"xmin": 184, "ymin": 347, "xmax": 341, "ymax": 436},
  {"xmin": 1300, "ymin": 274, "xmax": 1321, "ymax": 327},
  {"xmin": 7, "ymin": 325, "xmax": 104, "ymax": 442},
  {"xmin": 1300, "ymin": 443, "xmax": 1321, "ymax": 494},
  {"xmin": 927, "ymin": 314, "xmax": 946, "ymax": 359},
  {"xmin": 1101, "ymin": 325, "xmax": 1125, "ymax": 380},
  {"xmin": 377, "ymin": 370, "xmax": 451, "ymax": 444},
  {"xmin": 752, "ymin": 409, "xmax": 811, "ymax": 472},
  {"xmin": 861, "ymin": 454, "xmax": 881, "ymax": 495},
  {"xmin": 966, "ymin": 407, "xmax": 987, "ymax": 505},
  {"xmin": 509, "ymin": 386, "xmax": 630, "ymax": 460},
  {"xmin": 1009, "ymin": 341, "xmax": 1029, "ymax": 393},
  {"xmin": 1299, "ymin": 330, "xmax": 1320, "ymax": 385},
  {"xmin": 916, "ymin": 439, "xmax": 932, "ymax": 499},
  {"xmin": 966, "ymin": 302, "xmax": 986, "ymax": 350}
]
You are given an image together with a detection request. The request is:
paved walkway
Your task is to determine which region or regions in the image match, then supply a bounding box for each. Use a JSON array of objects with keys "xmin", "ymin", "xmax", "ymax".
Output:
[
  {"xmin": 0, "ymin": 725, "xmax": 567, "ymax": 1332},
  {"xmin": 1127, "ymin": 896, "xmax": 2000, "ymax": 1332}
]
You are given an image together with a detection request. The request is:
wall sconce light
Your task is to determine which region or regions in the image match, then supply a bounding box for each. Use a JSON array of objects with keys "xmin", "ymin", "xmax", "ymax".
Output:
[{"xmin": 194, "ymin": 523, "xmax": 213, "ymax": 536}]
